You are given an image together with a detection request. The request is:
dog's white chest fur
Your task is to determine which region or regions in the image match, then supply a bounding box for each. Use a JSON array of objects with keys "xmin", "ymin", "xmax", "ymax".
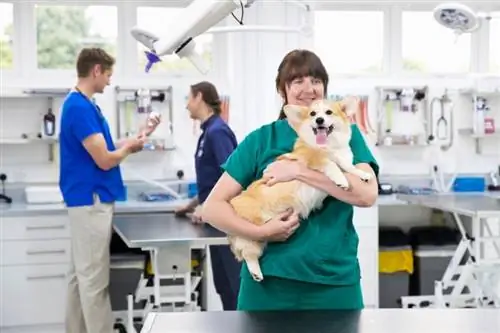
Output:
[{"xmin": 295, "ymin": 180, "xmax": 328, "ymax": 218}]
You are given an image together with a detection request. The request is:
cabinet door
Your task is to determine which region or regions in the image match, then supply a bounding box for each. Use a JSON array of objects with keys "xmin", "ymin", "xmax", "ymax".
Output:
[
  {"xmin": 353, "ymin": 206, "xmax": 379, "ymax": 308},
  {"xmin": 0, "ymin": 264, "xmax": 67, "ymax": 327}
]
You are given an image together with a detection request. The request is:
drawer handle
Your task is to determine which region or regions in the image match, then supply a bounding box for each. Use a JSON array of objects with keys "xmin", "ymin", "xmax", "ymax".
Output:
[
  {"xmin": 26, "ymin": 225, "xmax": 65, "ymax": 231},
  {"xmin": 26, "ymin": 249, "xmax": 66, "ymax": 256},
  {"xmin": 26, "ymin": 274, "xmax": 66, "ymax": 281}
]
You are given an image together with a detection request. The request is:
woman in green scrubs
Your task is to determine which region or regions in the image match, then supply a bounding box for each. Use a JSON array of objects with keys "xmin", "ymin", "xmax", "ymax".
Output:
[{"xmin": 202, "ymin": 49, "xmax": 380, "ymax": 311}]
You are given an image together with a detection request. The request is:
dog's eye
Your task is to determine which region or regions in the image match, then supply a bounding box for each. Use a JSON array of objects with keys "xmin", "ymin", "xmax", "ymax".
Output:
[
  {"xmin": 325, "ymin": 109, "xmax": 333, "ymax": 115},
  {"xmin": 310, "ymin": 111, "xmax": 316, "ymax": 117}
]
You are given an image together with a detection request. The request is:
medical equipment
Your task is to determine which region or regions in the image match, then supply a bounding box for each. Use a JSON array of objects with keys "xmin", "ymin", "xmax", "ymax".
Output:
[
  {"xmin": 130, "ymin": 0, "xmax": 311, "ymax": 74},
  {"xmin": 433, "ymin": 3, "xmax": 500, "ymax": 35},
  {"xmin": 115, "ymin": 86, "xmax": 175, "ymax": 151},
  {"xmin": 375, "ymin": 86, "xmax": 430, "ymax": 147},
  {"xmin": 428, "ymin": 90, "xmax": 454, "ymax": 151}
]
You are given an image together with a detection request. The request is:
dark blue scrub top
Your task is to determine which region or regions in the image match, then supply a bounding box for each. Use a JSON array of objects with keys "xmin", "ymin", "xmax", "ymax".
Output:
[{"xmin": 194, "ymin": 115, "xmax": 237, "ymax": 204}]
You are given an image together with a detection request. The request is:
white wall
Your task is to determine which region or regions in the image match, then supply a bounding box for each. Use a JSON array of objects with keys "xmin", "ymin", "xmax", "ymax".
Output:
[{"xmin": 0, "ymin": 0, "xmax": 499, "ymax": 184}]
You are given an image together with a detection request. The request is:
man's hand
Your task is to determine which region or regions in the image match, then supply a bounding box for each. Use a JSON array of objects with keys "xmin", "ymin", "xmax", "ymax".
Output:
[
  {"xmin": 121, "ymin": 135, "xmax": 146, "ymax": 153},
  {"xmin": 140, "ymin": 113, "xmax": 162, "ymax": 137}
]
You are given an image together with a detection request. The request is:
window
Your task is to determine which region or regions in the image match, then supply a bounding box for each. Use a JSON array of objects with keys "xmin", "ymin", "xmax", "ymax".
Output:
[
  {"xmin": 0, "ymin": 2, "xmax": 14, "ymax": 69},
  {"xmin": 314, "ymin": 11, "xmax": 384, "ymax": 74},
  {"xmin": 35, "ymin": 5, "xmax": 118, "ymax": 70},
  {"xmin": 490, "ymin": 12, "xmax": 500, "ymax": 73},
  {"xmin": 136, "ymin": 7, "xmax": 213, "ymax": 74},
  {"xmin": 402, "ymin": 11, "xmax": 471, "ymax": 74}
]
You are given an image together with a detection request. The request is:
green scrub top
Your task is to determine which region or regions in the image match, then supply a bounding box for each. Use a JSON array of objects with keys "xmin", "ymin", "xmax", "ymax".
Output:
[{"xmin": 222, "ymin": 119, "xmax": 379, "ymax": 309}]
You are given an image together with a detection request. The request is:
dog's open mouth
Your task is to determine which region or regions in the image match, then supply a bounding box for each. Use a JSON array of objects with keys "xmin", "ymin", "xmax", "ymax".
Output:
[{"xmin": 312, "ymin": 125, "xmax": 334, "ymax": 145}]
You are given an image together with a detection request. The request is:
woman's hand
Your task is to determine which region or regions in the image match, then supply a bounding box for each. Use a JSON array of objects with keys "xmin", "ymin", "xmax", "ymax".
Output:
[
  {"xmin": 258, "ymin": 209, "xmax": 300, "ymax": 242},
  {"xmin": 190, "ymin": 205, "xmax": 204, "ymax": 224},
  {"xmin": 262, "ymin": 160, "xmax": 303, "ymax": 186}
]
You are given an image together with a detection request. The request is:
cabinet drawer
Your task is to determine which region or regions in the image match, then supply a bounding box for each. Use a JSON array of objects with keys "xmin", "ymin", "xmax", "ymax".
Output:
[
  {"xmin": 1, "ymin": 215, "xmax": 70, "ymax": 240},
  {"xmin": 0, "ymin": 240, "xmax": 71, "ymax": 266},
  {"xmin": 0, "ymin": 264, "xmax": 67, "ymax": 327}
]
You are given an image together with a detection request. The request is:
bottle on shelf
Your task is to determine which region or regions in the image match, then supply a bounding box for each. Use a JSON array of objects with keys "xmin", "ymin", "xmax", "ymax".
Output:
[{"xmin": 42, "ymin": 108, "xmax": 56, "ymax": 138}]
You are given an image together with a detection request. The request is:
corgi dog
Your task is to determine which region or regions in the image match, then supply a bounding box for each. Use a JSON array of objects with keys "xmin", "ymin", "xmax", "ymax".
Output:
[{"xmin": 228, "ymin": 97, "xmax": 374, "ymax": 282}]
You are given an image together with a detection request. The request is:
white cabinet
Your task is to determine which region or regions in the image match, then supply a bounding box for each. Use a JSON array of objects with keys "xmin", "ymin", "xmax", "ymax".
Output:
[
  {"xmin": 0, "ymin": 215, "xmax": 70, "ymax": 333},
  {"xmin": 353, "ymin": 205, "xmax": 379, "ymax": 308}
]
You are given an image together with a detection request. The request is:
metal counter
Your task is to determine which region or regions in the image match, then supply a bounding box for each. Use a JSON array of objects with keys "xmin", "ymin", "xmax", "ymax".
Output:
[
  {"xmin": 141, "ymin": 308, "xmax": 500, "ymax": 333},
  {"xmin": 397, "ymin": 193, "xmax": 500, "ymax": 218}
]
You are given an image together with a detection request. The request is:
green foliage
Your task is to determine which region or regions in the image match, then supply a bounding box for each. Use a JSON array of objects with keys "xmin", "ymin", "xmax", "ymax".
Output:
[
  {"xmin": 402, "ymin": 58, "xmax": 426, "ymax": 72},
  {"xmin": 0, "ymin": 40, "xmax": 12, "ymax": 69},
  {"xmin": 36, "ymin": 6, "xmax": 116, "ymax": 69},
  {"xmin": 1, "ymin": 5, "xmax": 212, "ymax": 73}
]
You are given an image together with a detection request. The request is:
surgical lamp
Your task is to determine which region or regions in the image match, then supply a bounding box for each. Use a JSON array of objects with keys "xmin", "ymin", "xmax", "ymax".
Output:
[
  {"xmin": 433, "ymin": 3, "xmax": 500, "ymax": 34},
  {"xmin": 131, "ymin": 0, "xmax": 310, "ymax": 74}
]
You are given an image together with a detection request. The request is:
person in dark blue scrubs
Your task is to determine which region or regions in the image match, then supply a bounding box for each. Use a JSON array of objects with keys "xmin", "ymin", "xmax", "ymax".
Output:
[{"xmin": 175, "ymin": 81, "xmax": 241, "ymax": 310}]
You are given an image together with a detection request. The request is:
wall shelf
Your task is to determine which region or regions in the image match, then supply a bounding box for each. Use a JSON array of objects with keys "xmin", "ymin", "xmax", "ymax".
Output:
[
  {"xmin": 0, "ymin": 137, "xmax": 58, "ymax": 144},
  {"xmin": 0, "ymin": 89, "xmax": 64, "ymax": 162},
  {"xmin": 458, "ymin": 128, "xmax": 500, "ymax": 154},
  {"xmin": 458, "ymin": 128, "xmax": 500, "ymax": 138}
]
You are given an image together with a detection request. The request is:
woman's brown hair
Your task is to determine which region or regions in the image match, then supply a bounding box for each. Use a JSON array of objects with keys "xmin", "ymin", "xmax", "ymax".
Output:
[
  {"xmin": 275, "ymin": 49, "xmax": 329, "ymax": 119},
  {"xmin": 190, "ymin": 81, "xmax": 222, "ymax": 115}
]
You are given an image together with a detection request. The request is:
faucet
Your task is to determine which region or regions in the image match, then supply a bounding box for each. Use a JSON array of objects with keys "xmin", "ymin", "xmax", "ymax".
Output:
[
  {"xmin": 0, "ymin": 173, "xmax": 13, "ymax": 204},
  {"xmin": 488, "ymin": 167, "xmax": 500, "ymax": 191}
]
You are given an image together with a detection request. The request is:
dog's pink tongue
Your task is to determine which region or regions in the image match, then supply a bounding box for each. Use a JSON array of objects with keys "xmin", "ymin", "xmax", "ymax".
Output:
[{"xmin": 315, "ymin": 129, "xmax": 328, "ymax": 145}]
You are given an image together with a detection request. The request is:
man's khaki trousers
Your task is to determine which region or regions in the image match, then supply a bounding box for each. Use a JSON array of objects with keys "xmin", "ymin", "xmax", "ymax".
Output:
[{"xmin": 65, "ymin": 195, "xmax": 114, "ymax": 333}]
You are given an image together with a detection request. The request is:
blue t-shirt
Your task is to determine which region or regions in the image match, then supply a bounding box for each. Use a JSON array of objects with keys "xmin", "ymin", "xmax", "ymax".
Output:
[
  {"xmin": 195, "ymin": 115, "xmax": 237, "ymax": 204},
  {"xmin": 59, "ymin": 91, "xmax": 125, "ymax": 207}
]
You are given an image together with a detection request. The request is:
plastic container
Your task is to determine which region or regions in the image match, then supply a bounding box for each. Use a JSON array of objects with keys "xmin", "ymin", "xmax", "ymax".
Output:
[
  {"xmin": 188, "ymin": 182, "xmax": 198, "ymax": 198},
  {"xmin": 408, "ymin": 226, "xmax": 461, "ymax": 296},
  {"xmin": 453, "ymin": 177, "xmax": 486, "ymax": 192}
]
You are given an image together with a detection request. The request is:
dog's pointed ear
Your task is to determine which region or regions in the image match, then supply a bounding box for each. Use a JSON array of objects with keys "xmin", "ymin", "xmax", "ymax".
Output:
[
  {"xmin": 340, "ymin": 96, "xmax": 360, "ymax": 117},
  {"xmin": 283, "ymin": 104, "xmax": 308, "ymax": 125}
]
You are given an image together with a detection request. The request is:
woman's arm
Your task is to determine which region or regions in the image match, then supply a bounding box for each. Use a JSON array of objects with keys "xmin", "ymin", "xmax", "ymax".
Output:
[
  {"xmin": 202, "ymin": 173, "xmax": 263, "ymax": 239},
  {"xmin": 296, "ymin": 163, "xmax": 378, "ymax": 207},
  {"xmin": 203, "ymin": 173, "xmax": 300, "ymax": 241}
]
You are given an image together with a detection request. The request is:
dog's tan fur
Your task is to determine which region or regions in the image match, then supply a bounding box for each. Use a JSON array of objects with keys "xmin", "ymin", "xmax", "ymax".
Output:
[{"xmin": 228, "ymin": 97, "xmax": 374, "ymax": 282}]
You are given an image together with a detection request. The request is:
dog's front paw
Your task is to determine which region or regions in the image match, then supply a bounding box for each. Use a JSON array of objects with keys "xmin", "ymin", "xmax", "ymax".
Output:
[
  {"xmin": 336, "ymin": 179, "xmax": 350, "ymax": 190},
  {"xmin": 277, "ymin": 153, "xmax": 298, "ymax": 161},
  {"xmin": 358, "ymin": 172, "xmax": 373, "ymax": 182}
]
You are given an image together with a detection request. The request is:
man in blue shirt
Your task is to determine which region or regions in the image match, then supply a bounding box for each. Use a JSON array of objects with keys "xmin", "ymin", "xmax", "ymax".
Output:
[
  {"xmin": 59, "ymin": 48, "xmax": 159, "ymax": 333},
  {"xmin": 175, "ymin": 81, "xmax": 240, "ymax": 310}
]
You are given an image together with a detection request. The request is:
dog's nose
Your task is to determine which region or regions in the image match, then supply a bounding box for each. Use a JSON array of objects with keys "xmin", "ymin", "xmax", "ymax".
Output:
[{"xmin": 315, "ymin": 117, "xmax": 324, "ymax": 125}]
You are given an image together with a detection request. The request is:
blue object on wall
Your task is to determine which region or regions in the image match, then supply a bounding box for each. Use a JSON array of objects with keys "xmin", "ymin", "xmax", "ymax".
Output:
[{"xmin": 452, "ymin": 177, "xmax": 486, "ymax": 192}]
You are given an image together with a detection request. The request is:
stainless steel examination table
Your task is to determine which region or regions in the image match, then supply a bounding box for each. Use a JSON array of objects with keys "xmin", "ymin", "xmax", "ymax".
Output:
[
  {"xmin": 397, "ymin": 193, "xmax": 500, "ymax": 308},
  {"xmin": 112, "ymin": 213, "xmax": 228, "ymax": 332},
  {"xmin": 140, "ymin": 308, "xmax": 500, "ymax": 333}
]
